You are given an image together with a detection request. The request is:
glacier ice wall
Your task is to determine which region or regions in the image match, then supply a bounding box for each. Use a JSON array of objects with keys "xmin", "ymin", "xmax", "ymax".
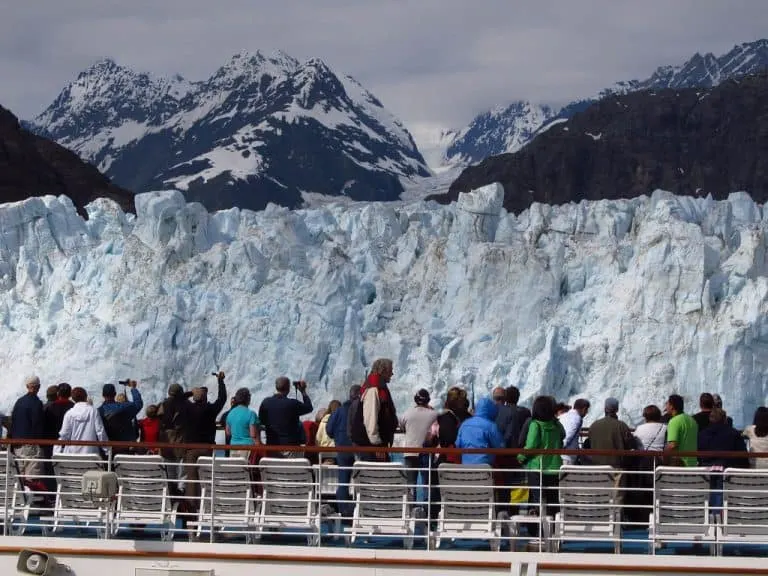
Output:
[{"xmin": 0, "ymin": 185, "xmax": 767, "ymax": 426}]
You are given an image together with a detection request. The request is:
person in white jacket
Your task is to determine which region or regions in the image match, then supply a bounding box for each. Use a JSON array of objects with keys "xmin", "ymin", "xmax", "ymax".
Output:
[
  {"xmin": 56, "ymin": 387, "xmax": 108, "ymax": 455},
  {"xmin": 558, "ymin": 399, "xmax": 590, "ymax": 465}
]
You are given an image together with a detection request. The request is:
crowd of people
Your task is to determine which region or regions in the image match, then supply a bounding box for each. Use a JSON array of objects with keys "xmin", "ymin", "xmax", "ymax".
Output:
[{"xmin": 3, "ymin": 361, "xmax": 768, "ymax": 532}]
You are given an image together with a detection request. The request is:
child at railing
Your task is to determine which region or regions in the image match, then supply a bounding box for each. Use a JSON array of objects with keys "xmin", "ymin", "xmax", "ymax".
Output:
[{"xmin": 138, "ymin": 405, "xmax": 161, "ymax": 455}]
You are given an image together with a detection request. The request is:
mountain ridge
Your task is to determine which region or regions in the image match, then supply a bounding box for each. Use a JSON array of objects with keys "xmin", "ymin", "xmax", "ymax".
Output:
[
  {"xmin": 430, "ymin": 72, "xmax": 768, "ymax": 214},
  {"xmin": 29, "ymin": 51, "xmax": 430, "ymax": 212},
  {"xmin": 427, "ymin": 39, "xmax": 768, "ymax": 170}
]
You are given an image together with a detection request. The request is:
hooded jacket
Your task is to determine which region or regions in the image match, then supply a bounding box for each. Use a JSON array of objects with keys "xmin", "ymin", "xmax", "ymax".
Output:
[
  {"xmin": 455, "ymin": 397, "xmax": 504, "ymax": 465},
  {"xmin": 56, "ymin": 402, "xmax": 108, "ymax": 455}
]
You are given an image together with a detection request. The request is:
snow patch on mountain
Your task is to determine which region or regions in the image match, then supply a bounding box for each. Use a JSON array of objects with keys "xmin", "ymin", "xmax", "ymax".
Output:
[
  {"xmin": 29, "ymin": 51, "xmax": 429, "ymax": 211},
  {"xmin": 0, "ymin": 187, "xmax": 766, "ymax": 427}
]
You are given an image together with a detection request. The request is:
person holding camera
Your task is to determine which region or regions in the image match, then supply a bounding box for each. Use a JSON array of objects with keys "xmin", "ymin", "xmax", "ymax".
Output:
[{"xmin": 258, "ymin": 377, "xmax": 313, "ymax": 457}]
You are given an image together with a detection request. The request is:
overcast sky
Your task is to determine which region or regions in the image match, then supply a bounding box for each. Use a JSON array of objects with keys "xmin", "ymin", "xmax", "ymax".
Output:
[{"xmin": 1, "ymin": 0, "xmax": 767, "ymax": 132}]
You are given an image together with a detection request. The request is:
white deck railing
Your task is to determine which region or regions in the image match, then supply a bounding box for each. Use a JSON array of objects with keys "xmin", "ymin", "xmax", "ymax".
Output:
[{"xmin": 0, "ymin": 439, "xmax": 766, "ymax": 556}]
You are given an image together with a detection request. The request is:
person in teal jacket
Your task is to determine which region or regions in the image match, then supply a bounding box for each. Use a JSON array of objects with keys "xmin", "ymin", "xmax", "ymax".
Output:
[{"xmin": 518, "ymin": 396, "xmax": 563, "ymax": 536}]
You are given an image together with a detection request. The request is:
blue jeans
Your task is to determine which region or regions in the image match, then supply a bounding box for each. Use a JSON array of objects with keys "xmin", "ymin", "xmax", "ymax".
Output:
[{"xmin": 335, "ymin": 452, "xmax": 355, "ymax": 517}]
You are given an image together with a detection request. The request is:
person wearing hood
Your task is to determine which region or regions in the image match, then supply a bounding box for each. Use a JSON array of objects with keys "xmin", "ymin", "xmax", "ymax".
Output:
[
  {"xmin": 455, "ymin": 397, "xmax": 503, "ymax": 466},
  {"xmin": 57, "ymin": 387, "xmax": 108, "ymax": 456}
]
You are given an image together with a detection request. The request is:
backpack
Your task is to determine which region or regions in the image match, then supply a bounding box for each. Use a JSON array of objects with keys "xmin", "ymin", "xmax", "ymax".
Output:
[{"xmin": 347, "ymin": 395, "xmax": 370, "ymax": 446}]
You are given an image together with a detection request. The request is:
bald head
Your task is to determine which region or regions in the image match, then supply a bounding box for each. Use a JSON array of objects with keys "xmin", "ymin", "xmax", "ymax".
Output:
[
  {"xmin": 492, "ymin": 387, "xmax": 506, "ymax": 403},
  {"xmin": 276, "ymin": 377, "xmax": 291, "ymax": 395}
]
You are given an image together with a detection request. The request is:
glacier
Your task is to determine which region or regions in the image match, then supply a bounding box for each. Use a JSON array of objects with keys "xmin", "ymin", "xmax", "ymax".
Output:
[{"xmin": 0, "ymin": 185, "xmax": 767, "ymax": 427}]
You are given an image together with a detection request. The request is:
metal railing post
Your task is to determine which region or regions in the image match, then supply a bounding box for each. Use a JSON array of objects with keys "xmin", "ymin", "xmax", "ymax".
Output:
[
  {"xmin": 3, "ymin": 447, "xmax": 10, "ymax": 536},
  {"xmin": 317, "ymin": 457, "xmax": 322, "ymax": 546},
  {"xmin": 426, "ymin": 451, "xmax": 432, "ymax": 551},
  {"xmin": 539, "ymin": 456, "xmax": 544, "ymax": 552},
  {"xmin": 210, "ymin": 448, "xmax": 216, "ymax": 544}
]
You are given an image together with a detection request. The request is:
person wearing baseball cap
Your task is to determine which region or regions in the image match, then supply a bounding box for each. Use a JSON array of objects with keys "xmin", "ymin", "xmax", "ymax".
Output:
[
  {"xmin": 98, "ymin": 380, "xmax": 143, "ymax": 454},
  {"xmin": 586, "ymin": 397, "xmax": 634, "ymax": 468},
  {"xmin": 400, "ymin": 388, "xmax": 437, "ymax": 502}
]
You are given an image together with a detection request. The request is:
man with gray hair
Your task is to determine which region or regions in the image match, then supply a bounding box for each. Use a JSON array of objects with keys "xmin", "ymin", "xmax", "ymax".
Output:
[
  {"xmin": 587, "ymin": 397, "xmax": 634, "ymax": 468},
  {"xmin": 10, "ymin": 376, "xmax": 45, "ymax": 481}
]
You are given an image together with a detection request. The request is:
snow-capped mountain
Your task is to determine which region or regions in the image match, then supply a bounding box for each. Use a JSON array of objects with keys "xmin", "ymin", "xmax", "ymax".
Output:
[
  {"xmin": 443, "ymin": 101, "xmax": 557, "ymax": 168},
  {"xmin": 29, "ymin": 51, "xmax": 430, "ymax": 212},
  {"xmin": 0, "ymin": 186, "xmax": 766, "ymax": 428},
  {"xmin": 426, "ymin": 38, "xmax": 768, "ymax": 171}
]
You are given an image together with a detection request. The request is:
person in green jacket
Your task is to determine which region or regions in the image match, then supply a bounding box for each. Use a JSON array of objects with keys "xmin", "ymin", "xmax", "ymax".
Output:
[{"xmin": 518, "ymin": 396, "xmax": 564, "ymax": 537}]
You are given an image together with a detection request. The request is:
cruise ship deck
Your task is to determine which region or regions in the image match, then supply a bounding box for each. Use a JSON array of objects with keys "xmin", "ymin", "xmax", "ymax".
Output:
[{"xmin": 2, "ymin": 438, "xmax": 768, "ymax": 576}]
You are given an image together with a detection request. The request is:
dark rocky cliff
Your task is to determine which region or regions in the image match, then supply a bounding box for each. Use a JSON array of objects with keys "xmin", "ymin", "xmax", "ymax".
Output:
[
  {"xmin": 432, "ymin": 73, "xmax": 768, "ymax": 213},
  {"xmin": 0, "ymin": 105, "xmax": 133, "ymax": 217}
]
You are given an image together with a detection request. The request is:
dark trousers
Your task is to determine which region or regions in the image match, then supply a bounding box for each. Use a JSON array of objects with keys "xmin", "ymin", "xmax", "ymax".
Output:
[
  {"xmin": 335, "ymin": 452, "xmax": 355, "ymax": 517},
  {"xmin": 404, "ymin": 454, "xmax": 429, "ymax": 503},
  {"xmin": 526, "ymin": 471, "xmax": 560, "ymax": 537}
]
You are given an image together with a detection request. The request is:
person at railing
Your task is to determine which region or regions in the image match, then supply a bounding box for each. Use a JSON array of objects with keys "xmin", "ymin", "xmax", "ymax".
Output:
[
  {"xmin": 55, "ymin": 387, "xmax": 108, "ymax": 456},
  {"xmin": 426, "ymin": 386, "xmax": 471, "ymax": 522},
  {"xmin": 492, "ymin": 387, "xmax": 523, "ymax": 507},
  {"xmin": 259, "ymin": 377, "xmax": 312, "ymax": 458},
  {"xmin": 743, "ymin": 406, "xmax": 768, "ymax": 468},
  {"xmin": 137, "ymin": 404, "xmax": 161, "ymax": 454},
  {"xmin": 505, "ymin": 386, "xmax": 531, "ymax": 447},
  {"xmin": 625, "ymin": 404, "xmax": 668, "ymax": 524},
  {"xmin": 559, "ymin": 399, "xmax": 590, "ymax": 465},
  {"xmin": 316, "ymin": 400, "xmax": 341, "ymax": 464},
  {"xmin": 158, "ymin": 383, "xmax": 192, "ymax": 493},
  {"xmin": 455, "ymin": 396, "xmax": 503, "ymax": 465},
  {"xmin": 185, "ymin": 372, "xmax": 228, "ymax": 507},
  {"xmin": 351, "ymin": 359, "xmax": 398, "ymax": 461},
  {"xmin": 303, "ymin": 409, "xmax": 324, "ymax": 465},
  {"xmin": 43, "ymin": 385, "xmax": 58, "ymax": 409},
  {"xmin": 189, "ymin": 373, "xmax": 227, "ymax": 446},
  {"xmin": 698, "ymin": 407, "xmax": 749, "ymax": 509},
  {"xmin": 225, "ymin": 387, "xmax": 262, "ymax": 462},
  {"xmin": 327, "ymin": 384, "xmax": 361, "ymax": 518},
  {"xmin": 99, "ymin": 381, "xmax": 143, "ymax": 456},
  {"xmin": 587, "ymin": 397, "xmax": 634, "ymax": 468},
  {"xmin": 663, "ymin": 394, "xmax": 698, "ymax": 466},
  {"xmin": 218, "ymin": 396, "xmax": 236, "ymax": 456},
  {"xmin": 555, "ymin": 403, "xmax": 570, "ymax": 418},
  {"xmin": 400, "ymin": 388, "xmax": 437, "ymax": 503},
  {"xmin": 712, "ymin": 393, "xmax": 734, "ymax": 427},
  {"xmin": 518, "ymin": 395, "xmax": 563, "ymax": 541},
  {"xmin": 42, "ymin": 383, "xmax": 74, "ymax": 491},
  {"xmin": 10, "ymin": 376, "xmax": 45, "ymax": 485},
  {"xmin": 693, "ymin": 392, "xmax": 715, "ymax": 432}
]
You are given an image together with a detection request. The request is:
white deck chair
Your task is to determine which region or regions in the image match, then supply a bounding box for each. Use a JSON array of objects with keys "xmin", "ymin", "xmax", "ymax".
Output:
[
  {"xmin": 257, "ymin": 457, "xmax": 323, "ymax": 545},
  {"xmin": 549, "ymin": 465, "xmax": 620, "ymax": 553},
  {"xmin": 434, "ymin": 463, "xmax": 509, "ymax": 551},
  {"xmin": 192, "ymin": 457, "xmax": 256, "ymax": 540},
  {"xmin": 41, "ymin": 453, "xmax": 107, "ymax": 537},
  {"xmin": 717, "ymin": 468, "xmax": 768, "ymax": 554},
  {"xmin": 0, "ymin": 451, "xmax": 31, "ymax": 535},
  {"xmin": 650, "ymin": 466, "xmax": 716, "ymax": 554},
  {"xmin": 350, "ymin": 461, "xmax": 416, "ymax": 549},
  {"xmin": 112, "ymin": 454, "xmax": 178, "ymax": 540}
]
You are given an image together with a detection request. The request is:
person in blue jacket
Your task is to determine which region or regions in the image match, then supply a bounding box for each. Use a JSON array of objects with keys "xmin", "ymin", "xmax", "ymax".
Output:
[
  {"xmin": 456, "ymin": 396, "xmax": 504, "ymax": 465},
  {"xmin": 326, "ymin": 384, "xmax": 361, "ymax": 518}
]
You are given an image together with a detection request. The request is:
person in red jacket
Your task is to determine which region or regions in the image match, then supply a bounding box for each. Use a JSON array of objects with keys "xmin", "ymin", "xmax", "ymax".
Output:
[{"xmin": 138, "ymin": 404, "xmax": 161, "ymax": 454}]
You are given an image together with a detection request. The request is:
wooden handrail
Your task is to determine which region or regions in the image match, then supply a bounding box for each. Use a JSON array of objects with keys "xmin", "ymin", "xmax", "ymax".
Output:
[{"xmin": 0, "ymin": 437, "xmax": 764, "ymax": 460}]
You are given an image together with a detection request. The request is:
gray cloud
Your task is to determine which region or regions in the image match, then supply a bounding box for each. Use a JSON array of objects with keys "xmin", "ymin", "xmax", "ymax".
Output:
[{"xmin": 1, "ymin": 0, "xmax": 767, "ymax": 131}]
